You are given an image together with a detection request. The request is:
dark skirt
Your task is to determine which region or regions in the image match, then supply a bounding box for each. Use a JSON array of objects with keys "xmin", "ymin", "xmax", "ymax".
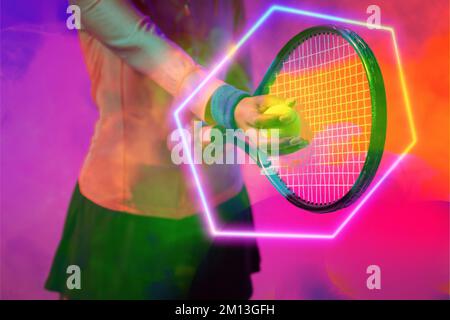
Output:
[{"xmin": 45, "ymin": 184, "xmax": 260, "ymax": 300}]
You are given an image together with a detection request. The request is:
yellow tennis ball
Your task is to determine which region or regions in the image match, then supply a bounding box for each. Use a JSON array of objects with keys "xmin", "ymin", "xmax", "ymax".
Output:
[{"xmin": 263, "ymin": 104, "xmax": 301, "ymax": 138}]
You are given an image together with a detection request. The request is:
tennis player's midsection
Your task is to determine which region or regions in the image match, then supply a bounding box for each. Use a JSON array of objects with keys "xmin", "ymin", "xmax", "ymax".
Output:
[{"xmin": 78, "ymin": 72, "xmax": 244, "ymax": 219}]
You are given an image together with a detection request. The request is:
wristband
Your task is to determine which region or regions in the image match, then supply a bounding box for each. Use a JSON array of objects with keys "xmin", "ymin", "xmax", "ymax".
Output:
[{"xmin": 210, "ymin": 84, "xmax": 250, "ymax": 129}]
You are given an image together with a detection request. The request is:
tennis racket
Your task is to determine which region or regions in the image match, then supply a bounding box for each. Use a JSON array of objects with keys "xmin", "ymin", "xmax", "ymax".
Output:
[{"xmin": 242, "ymin": 25, "xmax": 386, "ymax": 213}]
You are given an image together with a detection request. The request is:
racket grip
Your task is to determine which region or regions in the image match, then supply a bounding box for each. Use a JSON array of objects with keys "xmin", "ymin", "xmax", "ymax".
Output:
[{"xmin": 233, "ymin": 136, "xmax": 272, "ymax": 169}]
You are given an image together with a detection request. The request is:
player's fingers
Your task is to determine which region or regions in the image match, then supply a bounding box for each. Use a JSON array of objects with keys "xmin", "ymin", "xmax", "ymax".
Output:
[
  {"xmin": 277, "ymin": 108, "xmax": 297, "ymax": 124},
  {"xmin": 279, "ymin": 137, "xmax": 309, "ymax": 154},
  {"xmin": 257, "ymin": 95, "xmax": 293, "ymax": 112},
  {"xmin": 286, "ymin": 98, "xmax": 297, "ymax": 108},
  {"xmin": 289, "ymin": 137, "xmax": 309, "ymax": 147},
  {"xmin": 276, "ymin": 136, "xmax": 307, "ymax": 147},
  {"xmin": 259, "ymin": 136, "xmax": 305, "ymax": 147},
  {"xmin": 259, "ymin": 136, "xmax": 308, "ymax": 154},
  {"xmin": 252, "ymin": 114, "xmax": 284, "ymax": 128}
]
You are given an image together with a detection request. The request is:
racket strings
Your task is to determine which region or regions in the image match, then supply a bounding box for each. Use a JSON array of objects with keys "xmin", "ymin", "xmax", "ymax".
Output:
[{"xmin": 269, "ymin": 33, "xmax": 372, "ymax": 205}]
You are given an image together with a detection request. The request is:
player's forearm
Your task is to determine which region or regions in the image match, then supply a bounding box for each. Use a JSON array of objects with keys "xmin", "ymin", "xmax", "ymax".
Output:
[{"xmin": 71, "ymin": 0, "xmax": 226, "ymax": 122}]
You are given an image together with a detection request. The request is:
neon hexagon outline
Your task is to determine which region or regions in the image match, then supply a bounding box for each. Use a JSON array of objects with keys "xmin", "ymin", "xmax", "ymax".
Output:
[{"xmin": 173, "ymin": 5, "xmax": 416, "ymax": 240}]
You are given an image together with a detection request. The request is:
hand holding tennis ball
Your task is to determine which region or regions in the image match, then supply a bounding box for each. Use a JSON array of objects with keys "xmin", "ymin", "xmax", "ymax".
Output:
[
  {"xmin": 262, "ymin": 103, "xmax": 301, "ymax": 139},
  {"xmin": 261, "ymin": 101, "xmax": 308, "ymax": 154},
  {"xmin": 234, "ymin": 95, "xmax": 308, "ymax": 154}
]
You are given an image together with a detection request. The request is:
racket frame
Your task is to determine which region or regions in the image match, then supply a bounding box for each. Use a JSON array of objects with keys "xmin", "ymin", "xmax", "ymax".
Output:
[{"xmin": 252, "ymin": 25, "xmax": 387, "ymax": 213}]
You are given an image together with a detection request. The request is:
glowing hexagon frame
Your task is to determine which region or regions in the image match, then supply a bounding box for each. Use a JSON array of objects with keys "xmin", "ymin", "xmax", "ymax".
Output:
[{"xmin": 173, "ymin": 5, "xmax": 416, "ymax": 240}]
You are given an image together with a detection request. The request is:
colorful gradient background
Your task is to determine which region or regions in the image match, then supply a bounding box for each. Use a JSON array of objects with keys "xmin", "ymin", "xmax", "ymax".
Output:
[{"xmin": 1, "ymin": 0, "xmax": 448, "ymax": 299}]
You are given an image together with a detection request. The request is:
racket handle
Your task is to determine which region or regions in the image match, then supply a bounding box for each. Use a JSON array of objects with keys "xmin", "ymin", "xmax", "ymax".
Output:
[
  {"xmin": 214, "ymin": 125, "xmax": 272, "ymax": 168},
  {"xmin": 233, "ymin": 136, "xmax": 272, "ymax": 169}
]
